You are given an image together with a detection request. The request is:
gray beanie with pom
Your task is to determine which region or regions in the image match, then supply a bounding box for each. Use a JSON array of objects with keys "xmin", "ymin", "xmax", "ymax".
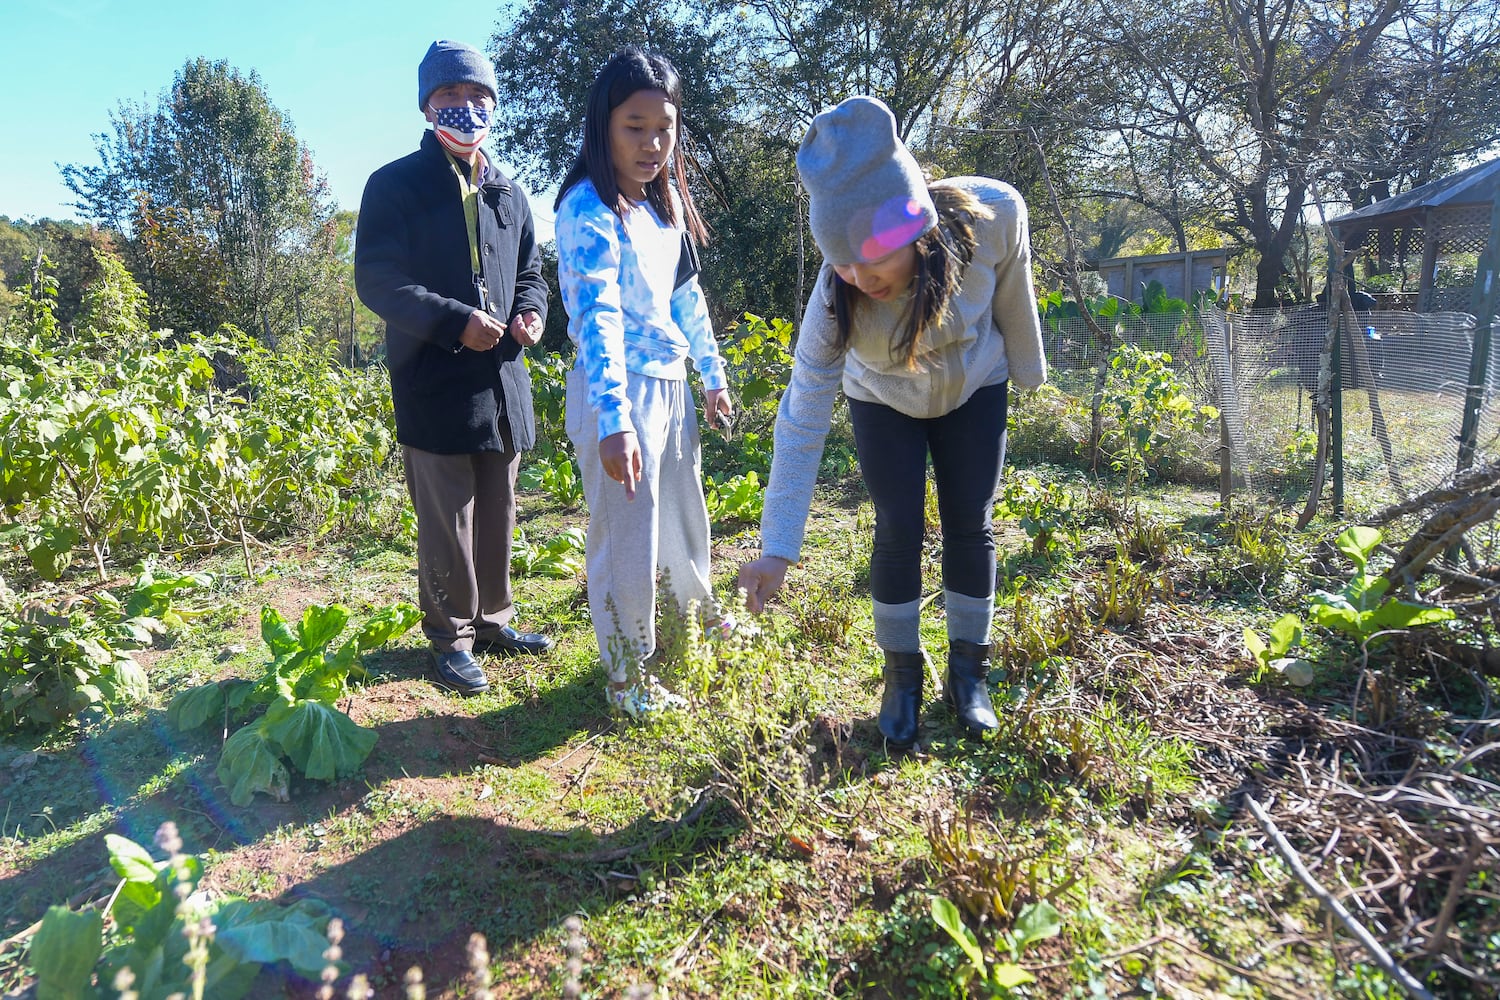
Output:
[
  {"xmin": 796, "ymin": 96, "xmax": 937, "ymax": 265},
  {"xmin": 417, "ymin": 40, "xmax": 498, "ymax": 110}
]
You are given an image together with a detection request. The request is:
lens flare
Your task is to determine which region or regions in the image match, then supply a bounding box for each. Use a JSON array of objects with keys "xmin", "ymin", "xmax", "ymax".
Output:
[{"xmin": 858, "ymin": 196, "xmax": 928, "ymax": 261}]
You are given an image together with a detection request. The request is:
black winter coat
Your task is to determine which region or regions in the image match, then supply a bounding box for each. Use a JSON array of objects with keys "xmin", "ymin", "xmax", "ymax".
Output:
[{"xmin": 355, "ymin": 132, "xmax": 549, "ymax": 454}]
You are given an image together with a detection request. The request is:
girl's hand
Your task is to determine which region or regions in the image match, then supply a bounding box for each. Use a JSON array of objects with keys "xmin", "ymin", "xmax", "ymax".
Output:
[
  {"xmin": 737, "ymin": 556, "xmax": 790, "ymax": 614},
  {"xmin": 599, "ymin": 431, "xmax": 642, "ymax": 500},
  {"xmin": 705, "ymin": 388, "xmax": 734, "ymax": 436}
]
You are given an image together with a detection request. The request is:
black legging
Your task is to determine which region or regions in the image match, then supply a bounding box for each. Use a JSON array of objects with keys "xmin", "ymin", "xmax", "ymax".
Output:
[{"xmin": 848, "ymin": 382, "xmax": 1009, "ymax": 605}]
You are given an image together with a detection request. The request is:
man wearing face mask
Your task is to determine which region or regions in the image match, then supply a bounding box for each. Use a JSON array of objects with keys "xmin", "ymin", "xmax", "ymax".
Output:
[{"xmin": 355, "ymin": 39, "xmax": 553, "ymax": 697}]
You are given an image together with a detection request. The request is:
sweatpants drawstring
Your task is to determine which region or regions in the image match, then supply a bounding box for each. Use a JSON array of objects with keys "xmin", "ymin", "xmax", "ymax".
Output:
[{"xmin": 669, "ymin": 379, "xmax": 685, "ymax": 462}]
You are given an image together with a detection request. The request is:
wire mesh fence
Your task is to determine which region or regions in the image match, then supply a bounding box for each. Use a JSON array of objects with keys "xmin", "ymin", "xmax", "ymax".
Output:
[{"xmin": 1040, "ymin": 305, "xmax": 1495, "ymax": 516}]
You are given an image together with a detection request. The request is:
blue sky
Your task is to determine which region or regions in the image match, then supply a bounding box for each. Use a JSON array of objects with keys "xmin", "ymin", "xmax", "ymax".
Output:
[{"xmin": 0, "ymin": 0, "xmax": 557, "ymax": 237}]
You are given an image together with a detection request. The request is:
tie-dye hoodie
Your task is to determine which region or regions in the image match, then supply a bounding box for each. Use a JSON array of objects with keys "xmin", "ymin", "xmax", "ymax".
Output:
[{"xmin": 556, "ymin": 179, "xmax": 727, "ymax": 442}]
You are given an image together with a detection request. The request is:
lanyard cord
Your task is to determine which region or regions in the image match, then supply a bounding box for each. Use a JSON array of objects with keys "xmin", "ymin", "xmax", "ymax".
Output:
[{"xmin": 445, "ymin": 152, "xmax": 483, "ymax": 275}]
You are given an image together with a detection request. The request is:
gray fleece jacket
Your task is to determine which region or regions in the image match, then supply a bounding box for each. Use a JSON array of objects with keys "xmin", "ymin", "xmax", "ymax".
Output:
[{"xmin": 759, "ymin": 175, "xmax": 1047, "ymax": 564}]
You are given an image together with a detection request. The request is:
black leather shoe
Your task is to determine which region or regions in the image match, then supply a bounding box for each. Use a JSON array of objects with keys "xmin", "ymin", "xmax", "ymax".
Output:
[
  {"xmin": 878, "ymin": 650, "xmax": 926, "ymax": 750},
  {"xmin": 475, "ymin": 624, "xmax": 553, "ymax": 656},
  {"xmin": 943, "ymin": 639, "xmax": 999, "ymax": 737},
  {"xmin": 431, "ymin": 649, "xmax": 489, "ymax": 695}
]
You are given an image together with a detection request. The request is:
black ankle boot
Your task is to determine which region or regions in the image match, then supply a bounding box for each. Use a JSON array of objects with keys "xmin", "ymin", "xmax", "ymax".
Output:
[
  {"xmin": 878, "ymin": 650, "xmax": 926, "ymax": 749},
  {"xmin": 944, "ymin": 639, "xmax": 999, "ymax": 737}
]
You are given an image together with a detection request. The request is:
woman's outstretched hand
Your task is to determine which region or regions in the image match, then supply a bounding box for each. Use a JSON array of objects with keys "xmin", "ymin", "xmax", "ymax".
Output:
[{"xmin": 737, "ymin": 556, "xmax": 790, "ymax": 613}]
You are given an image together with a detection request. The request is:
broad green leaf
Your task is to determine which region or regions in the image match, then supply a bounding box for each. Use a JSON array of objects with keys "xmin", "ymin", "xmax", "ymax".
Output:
[
  {"xmin": 213, "ymin": 897, "xmax": 332, "ymax": 979},
  {"xmin": 116, "ymin": 619, "xmax": 157, "ymax": 646},
  {"xmin": 297, "ymin": 604, "xmax": 349, "ymax": 653},
  {"xmin": 109, "ymin": 878, "xmax": 163, "ymax": 935},
  {"xmin": 1012, "ymin": 900, "xmax": 1062, "ymax": 952},
  {"xmin": 260, "ymin": 606, "xmax": 299, "ymax": 657},
  {"xmin": 31, "ymin": 906, "xmax": 103, "ymax": 1000},
  {"xmin": 224, "ymin": 677, "xmax": 258, "ymax": 710},
  {"xmin": 168, "ymin": 681, "xmax": 226, "ymax": 732},
  {"xmin": 930, "ymin": 896, "xmax": 985, "ymax": 971},
  {"xmin": 1346, "ymin": 573, "xmax": 1391, "ymax": 610},
  {"xmin": 76, "ymin": 637, "xmax": 113, "ymax": 667},
  {"xmin": 219, "ymin": 724, "xmax": 291, "ymax": 806},
  {"xmin": 292, "ymin": 653, "xmax": 349, "ymax": 706},
  {"xmin": 1310, "ymin": 603, "xmax": 1362, "ymax": 633},
  {"xmin": 351, "ymin": 603, "xmax": 422, "ymax": 650},
  {"xmin": 263, "ymin": 700, "xmax": 376, "ymax": 781},
  {"xmin": 1268, "ymin": 613, "xmax": 1303, "ymax": 654},
  {"xmin": 104, "ymin": 657, "xmax": 148, "ymax": 703},
  {"xmin": 1334, "ymin": 525, "xmax": 1382, "ymax": 572},
  {"xmin": 1243, "ymin": 628, "xmax": 1267, "ymax": 662},
  {"xmin": 105, "ymin": 833, "xmax": 160, "ymax": 885},
  {"xmin": 990, "ymin": 963, "xmax": 1036, "ymax": 988},
  {"xmin": 1370, "ymin": 601, "xmax": 1456, "ymax": 629}
]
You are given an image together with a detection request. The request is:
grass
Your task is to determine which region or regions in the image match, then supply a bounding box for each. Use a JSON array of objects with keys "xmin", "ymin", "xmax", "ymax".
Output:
[{"xmin": 1, "ymin": 465, "xmax": 1496, "ymax": 998}]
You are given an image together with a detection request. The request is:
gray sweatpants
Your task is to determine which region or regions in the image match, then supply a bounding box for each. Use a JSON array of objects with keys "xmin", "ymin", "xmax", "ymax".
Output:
[{"xmin": 566, "ymin": 366, "xmax": 713, "ymax": 682}]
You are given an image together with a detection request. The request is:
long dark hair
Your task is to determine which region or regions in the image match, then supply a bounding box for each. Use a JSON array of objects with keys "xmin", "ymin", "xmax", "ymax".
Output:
[
  {"xmin": 831, "ymin": 184, "xmax": 993, "ymax": 368},
  {"xmin": 554, "ymin": 46, "xmax": 708, "ymax": 244}
]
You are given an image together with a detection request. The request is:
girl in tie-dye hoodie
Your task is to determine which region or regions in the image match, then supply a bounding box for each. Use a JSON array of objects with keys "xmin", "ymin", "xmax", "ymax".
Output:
[{"xmin": 554, "ymin": 47, "xmax": 734, "ymax": 711}]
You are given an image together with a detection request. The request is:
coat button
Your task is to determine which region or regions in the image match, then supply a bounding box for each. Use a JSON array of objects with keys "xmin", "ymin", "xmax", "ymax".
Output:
[{"xmin": 483, "ymin": 244, "xmax": 491, "ymax": 254}]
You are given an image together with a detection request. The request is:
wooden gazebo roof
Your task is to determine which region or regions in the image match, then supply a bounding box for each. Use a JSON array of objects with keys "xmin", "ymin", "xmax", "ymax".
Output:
[
  {"xmin": 1328, "ymin": 157, "xmax": 1500, "ymax": 316},
  {"xmin": 1330, "ymin": 158, "xmax": 1500, "ymax": 238}
]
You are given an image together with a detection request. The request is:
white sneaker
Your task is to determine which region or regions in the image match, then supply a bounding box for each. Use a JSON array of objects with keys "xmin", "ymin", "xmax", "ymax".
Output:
[{"xmin": 606, "ymin": 675, "xmax": 687, "ymax": 720}]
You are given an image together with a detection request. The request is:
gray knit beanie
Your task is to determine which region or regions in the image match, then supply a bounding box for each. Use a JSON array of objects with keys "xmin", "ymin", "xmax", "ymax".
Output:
[
  {"xmin": 417, "ymin": 40, "xmax": 498, "ymax": 110},
  {"xmin": 796, "ymin": 97, "xmax": 937, "ymax": 265}
]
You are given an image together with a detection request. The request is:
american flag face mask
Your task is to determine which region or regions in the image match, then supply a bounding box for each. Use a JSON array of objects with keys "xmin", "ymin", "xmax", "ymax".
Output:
[{"xmin": 431, "ymin": 105, "xmax": 492, "ymax": 156}]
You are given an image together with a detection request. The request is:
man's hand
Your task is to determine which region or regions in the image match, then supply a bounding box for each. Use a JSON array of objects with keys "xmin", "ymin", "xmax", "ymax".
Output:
[
  {"xmin": 704, "ymin": 387, "xmax": 734, "ymax": 435},
  {"xmin": 459, "ymin": 309, "xmax": 509, "ymax": 351},
  {"xmin": 508, "ymin": 309, "xmax": 543, "ymax": 348},
  {"xmin": 737, "ymin": 556, "xmax": 790, "ymax": 614},
  {"xmin": 600, "ymin": 430, "xmax": 642, "ymax": 500}
]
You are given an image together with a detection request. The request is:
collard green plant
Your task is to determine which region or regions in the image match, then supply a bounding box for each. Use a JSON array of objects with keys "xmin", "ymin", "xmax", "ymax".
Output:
[
  {"xmin": 511, "ymin": 527, "xmax": 586, "ymax": 579},
  {"xmin": 168, "ymin": 601, "xmax": 421, "ymax": 805},
  {"xmin": 29, "ymin": 827, "xmax": 329, "ymax": 1000},
  {"xmin": 526, "ymin": 351, "xmax": 571, "ymax": 461},
  {"xmin": 1, "ymin": 565, "xmax": 210, "ymax": 735},
  {"xmin": 518, "ymin": 452, "xmax": 584, "ymax": 509},
  {"xmin": 930, "ymin": 895, "xmax": 1062, "ymax": 996},
  {"xmin": 0, "ymin": 349, "xmax": 209, "ymax": 581},
  {"xmin": 177, "ymin": 331, "xmax": 395, "ymax": 576},
  {"xmin": 1243, "ymin": 613, "xmax": 1312, "ymax": 685},
  {"xmin": 997, "ymin": 475, "xmax": 1078, "ymax": 557},
  {"xmin": 1099, "ymin": 343, "xmax": 1219, "ymax": 499},
  {"xmin": 1243, "ymin": 527, "xmax": 1455, "ymax": 687},
  {"xmin": 705, "ymin": 471, "xmax": 764, "ymax": 524},
  {"xmin": 1309, "ymin": 526, "xmax": 1455, "ymax": 643}
]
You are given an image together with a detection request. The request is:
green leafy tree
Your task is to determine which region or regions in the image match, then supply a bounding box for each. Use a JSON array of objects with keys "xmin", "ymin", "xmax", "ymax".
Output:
[
  {"xmin": 489, "ymin": 0, "xmax": 1061, "ymax": 323},
  {"xmin": 0, "ymin": 218, "xmax": 116, "ymax": 332},
  {"xmin": 61, "ymin": 58, "xmax": 339, "ymax": 342},
  {"xmin": 1331, "ymin": 0, "xmax": 1500, "ymax": 204},
  {"xmin": 128, "ymin": 198, "xmax": 231, "ymax": 336},
  {"xmin": 326, "ymin": 209, "xmax": 382, "ymax": 364}
]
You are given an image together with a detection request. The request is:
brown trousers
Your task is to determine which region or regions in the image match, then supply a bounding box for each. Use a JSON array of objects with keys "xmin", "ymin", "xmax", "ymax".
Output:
[{"xmin": 402, "ymin": 445, "xmax": 520, "ymax": 652}]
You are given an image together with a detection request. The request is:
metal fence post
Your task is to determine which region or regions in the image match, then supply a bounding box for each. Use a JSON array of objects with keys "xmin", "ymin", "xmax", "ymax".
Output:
[
  {"xmin": 1332, "ymin": 314, "xmax": 1345, "ymax": 515},
  {"xmin": 1219, "ymin": 312, "xmax": 1234, "ymax": 507},
  {"xmin": 1456, "ymin": 198, "xmax": 1500, "ymax": 473}
]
